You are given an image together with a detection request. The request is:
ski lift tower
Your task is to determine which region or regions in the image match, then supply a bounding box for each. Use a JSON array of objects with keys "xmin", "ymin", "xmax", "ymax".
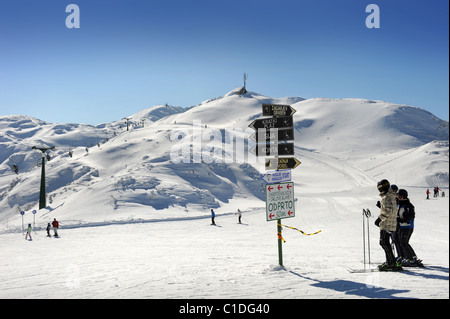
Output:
[
  {"xmin": 32, "ymin": 146, "xmax": 55, "ymax": 209},
  {"xmin": 243, "ymin": 73, "xmax": 248, "ymax": 91}
]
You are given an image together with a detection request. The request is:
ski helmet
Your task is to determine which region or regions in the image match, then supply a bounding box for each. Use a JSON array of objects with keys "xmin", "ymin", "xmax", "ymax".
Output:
[
  {"xmin": 377, "ymin": 179, "xmax": 390, "ymax": 195},
  {"xmin": 398, "ymin": 189, "xmax": 408, "ymax": 199}
]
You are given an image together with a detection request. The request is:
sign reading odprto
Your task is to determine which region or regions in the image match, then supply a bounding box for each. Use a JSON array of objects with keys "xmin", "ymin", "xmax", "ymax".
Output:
[{"xmin": 265, "ymin": 182, "xmax": 295, "ymax": 222}]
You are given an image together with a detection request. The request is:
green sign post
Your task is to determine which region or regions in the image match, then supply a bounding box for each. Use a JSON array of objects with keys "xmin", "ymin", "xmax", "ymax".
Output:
[{"xmin": 249, "ymin": 103, "xmax": 299, "ymax": 267}]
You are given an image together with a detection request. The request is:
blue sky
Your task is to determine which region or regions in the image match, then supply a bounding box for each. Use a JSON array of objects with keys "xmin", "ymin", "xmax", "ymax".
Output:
[{"xmin": 0, "ymin": 0, "xmax": 448, "ymax": 124}]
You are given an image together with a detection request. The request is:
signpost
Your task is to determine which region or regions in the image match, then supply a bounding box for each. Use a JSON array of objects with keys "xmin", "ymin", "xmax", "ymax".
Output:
[
  {"xmin": 20, "ymin": 211, "xmax": 25, "ymax": 234},
  {"xmin": 265, "ymin": 182, "xmax": 295, "ymax": 221},
  {"xmin": 248, "ymin": 116, "xmax": 293, "ymax": 131},
  {"xmin": 262, "ymin": 104, "xmax": 297, "ymax": 117},
  {"xmin": 249, "ymin": 128, "xmax": 294, "ymax": 143},
  {"xmin": 262, "ymin": 170, "xmax": 292, "ymax": 184},
  {"xmin": 32, "ymin": 209, "xmax": 37, "ymax": 233},
  {"xmin": 265, "ymin": 157, "xmax": 301, "ymax": 170},
  {"xmin": 250, "ymin": 143, "xmax": 294, "ymax": 157},
  {"xmin": 248, "ymin": 103, "xmax": 300, "ymax": 267}
]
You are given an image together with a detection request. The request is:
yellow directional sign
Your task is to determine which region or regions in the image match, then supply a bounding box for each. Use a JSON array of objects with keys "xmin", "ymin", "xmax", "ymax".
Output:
[{"xmin": 265, "ymin": 157, "xmax": 301, "ymax": 170}]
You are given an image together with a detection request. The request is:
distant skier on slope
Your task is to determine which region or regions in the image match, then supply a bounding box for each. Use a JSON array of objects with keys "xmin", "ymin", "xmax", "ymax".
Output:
[
  {"xmin": 25, "ymin": 224, "xmax": 32, "ymax": 241},
  {"xmin": 375, "ymin": 179, "xmax": 402, "ymax": 271},
  {"xmin": 210, "ymin": 209, "xmax": 216, "ymax": 225},
  {"xmin": 235, "ymin": 209, "xmax": 242, "ymax": 224},
  {"xmin": 46, "ymin": 223, "xmax": 52, "ymax": 237},
  {"xmin": 52, "ymin": 218, "xmax": 59, "ymax": 237}
]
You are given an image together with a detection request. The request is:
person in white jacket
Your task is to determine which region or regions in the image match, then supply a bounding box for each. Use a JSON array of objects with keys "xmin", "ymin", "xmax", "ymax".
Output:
[
  {"xmin": 25, "ymin": 224, "xmax": 32, "ymax": 241},
  {"xmin": 236, "ymin": 209, "xmax": 242, "ymax": 224}
]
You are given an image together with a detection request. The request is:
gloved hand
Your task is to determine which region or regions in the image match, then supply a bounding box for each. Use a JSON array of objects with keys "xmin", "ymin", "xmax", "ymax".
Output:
[{"xmin": 374, "ymin": 217, "xmax": 381, "ymax": 227}]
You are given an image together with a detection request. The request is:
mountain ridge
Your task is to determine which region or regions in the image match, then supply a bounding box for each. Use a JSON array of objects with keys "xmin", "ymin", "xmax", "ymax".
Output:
[{"xmin": 0, "ymin": 89, "xmax": 448, "ymax": 230}]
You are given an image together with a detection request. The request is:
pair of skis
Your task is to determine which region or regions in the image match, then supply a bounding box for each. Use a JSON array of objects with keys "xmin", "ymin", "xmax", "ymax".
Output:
[{"xmin": 349, "ymin": 264, "xmax": 426, "ymax": 273}]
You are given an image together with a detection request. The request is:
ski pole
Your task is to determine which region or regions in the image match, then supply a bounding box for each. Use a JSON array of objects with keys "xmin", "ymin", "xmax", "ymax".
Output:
[
  {"xmin": 362, "ymin": 209, "xmax": 372, "ymax": 267},
  {"xmin": 366, "ymin": 209, "xmax": 371, "ymax": 265},
  {"xmin": 362, "ymin": 209, "xmax": 366, "ymax": 268}
]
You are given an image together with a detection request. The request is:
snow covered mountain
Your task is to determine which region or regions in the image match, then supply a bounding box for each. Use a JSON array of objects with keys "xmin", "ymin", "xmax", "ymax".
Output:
[
  {"xmin": 0, "ymin": 88, "xmax": 448, "ymax": 229},
  {"xmin": 0, "ymin": 88, "xmax": 448, "ymax": 299}
]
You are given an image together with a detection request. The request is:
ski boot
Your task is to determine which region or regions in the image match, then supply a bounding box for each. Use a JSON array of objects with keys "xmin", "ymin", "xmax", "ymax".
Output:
[{"xmin": 378, "ymin": 262, "xmax": 403, "ymax": 272}]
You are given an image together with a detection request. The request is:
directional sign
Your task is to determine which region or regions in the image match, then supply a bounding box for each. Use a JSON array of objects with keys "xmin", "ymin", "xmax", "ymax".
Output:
[
  {"xmin": 265, "ymin": 157, "xmax": 301, "ymax": 170},
  {"xmin": 262, "ymin": 104, "xmax": 296, "ymax": 117},
  {"xmin": 248, "ymin": 116, "xmax": 293, "ymax": 131},
  {"xmin": 249, "ymin": 128, "xmax": 294, "ymax": 143},
  {"xmin": 266, "ymin": 182, "xmax": 295, "ymax": 221},
  {"xmin": 262, "ymin": 170, "xmax": 292, "ymax": 184},
  {"xmin": 250, "ymin": 143, "xmax": 294, "ymax": 157}
]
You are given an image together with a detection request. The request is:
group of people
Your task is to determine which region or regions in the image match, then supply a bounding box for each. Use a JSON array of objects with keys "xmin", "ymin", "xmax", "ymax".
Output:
[
  {"xmin": 210, "ymin": 209, "xmax": 242, "ymax": 226},
  {"xmin": 25, "ymin": 218, "xmax": 59, "ymax": 241},
  {"xmin": 375, "ymin": 179, "xmax": 422, "ymax": 271},
  {"xmin": 426, "ymin": 186, "xmax": 445, "ymax": 199}
]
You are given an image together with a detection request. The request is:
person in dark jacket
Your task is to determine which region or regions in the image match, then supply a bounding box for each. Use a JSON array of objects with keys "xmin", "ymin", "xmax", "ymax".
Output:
[
  {"xmin": 397, "ymin": 189, "xmax": 423, "ymax": 267},
  {"xmin": 46, "ymin": 223, "xmax": 51, "ymax": 237},
  {"xmin": 210, "ymin": 209, "xmax": 216, "ymax": 225}
]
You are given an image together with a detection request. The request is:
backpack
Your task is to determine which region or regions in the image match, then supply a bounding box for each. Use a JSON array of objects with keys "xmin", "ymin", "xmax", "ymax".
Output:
[{"xmin": 400, "ymin": 200, "xmax": 415, "ymax": 222}]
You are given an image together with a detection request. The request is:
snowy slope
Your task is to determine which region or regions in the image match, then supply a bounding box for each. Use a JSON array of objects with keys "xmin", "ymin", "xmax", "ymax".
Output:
[
  {"xmin": 0, "ymin": 89, "xmax": 448, "ymax": 228},
  {"xmin": 0, "ymin": 187, "xmax": 448, "ymax": 299},
  {"xmin": 0, "ymin": 88, "xmax": 448, "ymax": 299}
]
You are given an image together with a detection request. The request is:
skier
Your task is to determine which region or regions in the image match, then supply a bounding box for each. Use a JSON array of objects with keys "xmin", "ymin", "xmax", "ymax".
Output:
[
  {"xmin": 236, "ymin": 209, "xmax": 242, "ymax": 224},
  {"xmin": 12, "ymin": 164, "xmax": 18, "ymax": 174},
  {"xmin": 426, "ymin": 189, "xmax": 430, "ymax": 200},
  {"xmin": 210, "ymin": 209, "xmax": 216, "ymax": 225},
  {"xmin": 46, "ymin": 223, "xmax": 52, "ymax": 237},
  {"xmin": 397, "ymin": 189, "xmax": 423, "ymax": 267},
  {"xmin": 25, "ymin": 224, "xmax": 32, "ymax": 241},
  {"xmin": 391, "ymin": 184, "xmax": 398, "ymax": 194},
  {"xmin": 389, "ymin": 184, "xmax": 401, "ymax": 258},
  {"xmin": 52, "ymin": 218, "xmax": 59, "ymax": 237},
  {"xmin": 375, "ymin": 179, "xmax": 402, "ymax": 271}
]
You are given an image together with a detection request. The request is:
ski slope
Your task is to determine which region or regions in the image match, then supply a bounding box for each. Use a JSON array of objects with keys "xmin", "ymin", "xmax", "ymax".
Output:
[
  {"xmin": 0, "ymin": 188, "xmax": 447, "ymax": 299},
  {"xmin": 0, "ymin": 88, "xmax": 448, "ymax": 299}
]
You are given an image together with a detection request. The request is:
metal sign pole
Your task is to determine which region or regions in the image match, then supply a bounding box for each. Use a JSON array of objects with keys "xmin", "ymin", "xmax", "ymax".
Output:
[
  {"xmin": 20, "ymin": 211, "xmax": 25, "ymax": 234},
  {"xmin": 32, "ymin": 210, "xmax": 37, "ymax": 234},
  {"xmin": 277, "ymin": 219, "xmax": 283, "ymax": 267}
]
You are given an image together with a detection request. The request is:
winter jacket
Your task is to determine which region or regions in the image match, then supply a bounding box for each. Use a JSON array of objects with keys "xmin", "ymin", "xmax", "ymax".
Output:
[
  {"xmin": 397, "ymin": 199, "xmax": 415, "ymax": 229},
  {"xmin": 52, "ymin": 220, "xmax": 59, "ymax": 228},
  {"xmin": 211, "ymin": 210, "xmax": 215, "ymax": 218},
  {"xmin": 378, "ymin": 188, "xmax": 398, "ymax": 232}
]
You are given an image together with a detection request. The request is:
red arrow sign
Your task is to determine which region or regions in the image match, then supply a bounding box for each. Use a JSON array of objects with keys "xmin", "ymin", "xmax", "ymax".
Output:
[
  {"xmin": 277, "ymin": 185, "xmax": 283, "ymax": 191},
  {"xmin": 269, "ymin": 213, "xmax": 275, "ymax": 219},
  {"xmin": 268, "ymin": 186, "xmax": 273, "ymax": 192},
  {"xmin": 287, "ymin": 184, "xmax": 292, "ymax": 190},
  {"xmin": 288, "ymin": 210, "xmax": 294, "ymax": 216}
]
